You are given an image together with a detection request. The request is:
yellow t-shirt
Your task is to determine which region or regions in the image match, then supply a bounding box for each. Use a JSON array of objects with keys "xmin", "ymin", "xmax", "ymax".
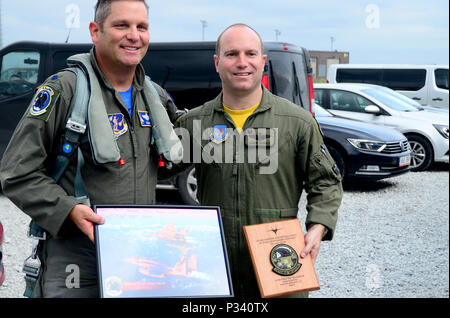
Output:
[{"xmin": 223, "ymin": 103, "xmax": 260, "ymax": 133}]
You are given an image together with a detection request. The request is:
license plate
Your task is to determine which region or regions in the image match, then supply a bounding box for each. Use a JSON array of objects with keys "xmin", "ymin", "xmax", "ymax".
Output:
[{"xmin": 399, "ymin": 155, "xmax": 411, "ymax": 167}]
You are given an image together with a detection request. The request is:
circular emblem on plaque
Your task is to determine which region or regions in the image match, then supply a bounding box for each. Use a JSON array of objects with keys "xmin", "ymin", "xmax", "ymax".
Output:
[{"xmin": 270, "ymin": 244, "xmax": 302, "ymax": 276}]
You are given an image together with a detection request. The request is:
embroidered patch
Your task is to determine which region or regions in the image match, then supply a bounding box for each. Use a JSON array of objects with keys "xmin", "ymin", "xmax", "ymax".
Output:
[
  {"xmin": 108, "ymin": 113, "xmax": 128, "ymax": 137},
  {"xmin": 270, "ymin": 244, "xmax": 302, "ymax": 276},
  {"xmin": 62, "ymin": 142, "xmax": 73, "ymax": 154},
  {"xmin": 211, "ymin": 125, "xmax": 228, "ymax": 144},
  {"xmin": 138, "ymin": 110, "xmax": 152, "ymax": 127},
  {"xmin": 28, "ymin": 86, "xmax": 60, "ymax": 121}
]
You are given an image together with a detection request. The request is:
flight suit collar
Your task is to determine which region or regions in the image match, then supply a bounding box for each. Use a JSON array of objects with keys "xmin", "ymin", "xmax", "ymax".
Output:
[{"xmin": 212, "ymin": 85, "xmax": 275, "ymax": 114}]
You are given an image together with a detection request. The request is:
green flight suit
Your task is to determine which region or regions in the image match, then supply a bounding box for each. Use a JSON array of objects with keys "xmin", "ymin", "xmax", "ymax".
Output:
[
  {"xmin": 0, "ymin": 48, "xmax": 178, "ymax": 297},
  {"xmin": 175, "ymin": 87, "xmax": 343, "ymax": 297}
]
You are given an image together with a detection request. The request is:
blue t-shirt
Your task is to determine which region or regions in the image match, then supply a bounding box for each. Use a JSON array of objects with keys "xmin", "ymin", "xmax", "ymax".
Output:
[{"xmin": 118, "ymin": 85, "xmax": 133, "ymax": 116}]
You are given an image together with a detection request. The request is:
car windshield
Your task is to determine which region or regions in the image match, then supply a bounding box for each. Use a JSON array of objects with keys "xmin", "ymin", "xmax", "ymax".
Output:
[
  {"xmin": 314, "ymin": 103, "xmax": 333, "ymax": 117},
  {"xmin": 361, "ymin": 88, "xmax": 419, "ymax": 112},
  {"xmin": 373, "ymin": 86, "xmax": 422, "ymax": 107}
]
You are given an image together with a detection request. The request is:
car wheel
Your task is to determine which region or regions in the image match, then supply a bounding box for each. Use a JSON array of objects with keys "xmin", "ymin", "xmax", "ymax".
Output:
[
  {"xmin": 177, "ymin": 166, "xmax": 199, "ymax": 205},
  {"xmin": 407, "ymin": 135, "xmax": 433, "ymax": 171},
  {"xmin": 326, "ymin": 145, "xmax": 346, "ymax": 182}
]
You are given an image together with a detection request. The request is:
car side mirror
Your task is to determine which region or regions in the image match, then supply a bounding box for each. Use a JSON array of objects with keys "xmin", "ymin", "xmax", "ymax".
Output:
[{"xmin": 365, "ymin": 105, "xmax": 381, "ymax": 115}]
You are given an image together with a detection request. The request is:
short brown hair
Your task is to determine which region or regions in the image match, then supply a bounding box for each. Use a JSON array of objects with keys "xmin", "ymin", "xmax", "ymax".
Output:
[
  {"xmin": 94, "ymin": 0, "xmax": 149, "ymax": 29},
  {"xmin": 215, "ymin": 23, "xmax": 264, "ymax": 55}
]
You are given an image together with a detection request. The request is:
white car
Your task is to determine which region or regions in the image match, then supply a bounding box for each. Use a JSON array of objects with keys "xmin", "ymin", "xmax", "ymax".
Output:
[
  {"xmin": 364, "ymin": 84, "xmax": 449, "ymax": 115},
  {"xmin": 314, "ymin": 83, "xmax": 449, "ymax": 171}
]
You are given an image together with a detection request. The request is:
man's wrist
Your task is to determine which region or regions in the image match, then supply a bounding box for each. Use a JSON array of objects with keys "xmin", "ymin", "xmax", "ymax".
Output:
[{"xmin": 308, "ymin": 223, "xmax": 328, "ymax": 238}]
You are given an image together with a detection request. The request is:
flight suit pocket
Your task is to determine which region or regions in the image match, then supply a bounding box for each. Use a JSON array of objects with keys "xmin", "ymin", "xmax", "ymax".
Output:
[{"xmin": 254, "ymin": 207, "xmax": 299, "ymax": 223}]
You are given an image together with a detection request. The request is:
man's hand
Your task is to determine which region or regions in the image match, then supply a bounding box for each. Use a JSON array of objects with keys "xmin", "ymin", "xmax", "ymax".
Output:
[
  {"xmin": 69, "ymin": 204, "xmax": 105, "ymax": 243},
  {"xmin": 300, "ymin": 224, "xmax": 326, "ymax": 264}
]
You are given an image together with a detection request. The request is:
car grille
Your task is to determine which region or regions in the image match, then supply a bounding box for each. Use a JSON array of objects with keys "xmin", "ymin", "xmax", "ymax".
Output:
[{"xmin": 381, "ymin": 140, "xmax": 409, "ymax": 154}]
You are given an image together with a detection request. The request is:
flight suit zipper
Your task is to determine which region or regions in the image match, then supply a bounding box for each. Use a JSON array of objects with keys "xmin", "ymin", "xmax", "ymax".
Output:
[
  {"xmin": 117, "ymin": 92, "xmax": 138, "ymax": 203},
  {"xmin": 130, "ymin": 109, "xmax": 138, "ymax": 204},
  {"xmin": 222, "ymin": 111, "xmax": 243, "ymax": 293}
]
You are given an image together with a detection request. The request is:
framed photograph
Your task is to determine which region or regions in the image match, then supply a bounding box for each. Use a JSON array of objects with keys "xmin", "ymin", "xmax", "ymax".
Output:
[{"xmin": 94, "ymin": 205, "xmax": 233, "ymax": 298}]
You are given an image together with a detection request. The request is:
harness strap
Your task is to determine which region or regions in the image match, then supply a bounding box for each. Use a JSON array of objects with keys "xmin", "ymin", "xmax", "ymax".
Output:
[{"xmin": 23, "ymin": 67, "xmax": 90, "ymax": 298}]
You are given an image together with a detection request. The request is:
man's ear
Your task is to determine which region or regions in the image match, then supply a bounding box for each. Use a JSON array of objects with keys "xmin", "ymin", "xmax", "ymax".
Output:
[
  {"xmin": 261, "ymin": 54, "xmax": 267, "ymax": 65},
  {"xmin": 214, "ymin": 55, "xmax": 220, "ymax": 73},
  {"xmin": 89, "ymin": 21, "xmax": 101, "ymax": 44}
]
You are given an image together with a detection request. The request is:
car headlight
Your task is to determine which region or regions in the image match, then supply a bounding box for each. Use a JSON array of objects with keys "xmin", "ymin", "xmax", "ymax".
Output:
[
  {"xmin": 347, "ymin": 139, "xmax": 387, "ymax": 152},
  {"xmin": 433, "ymin": 124, "xmax": 449, "ymax": 139}
]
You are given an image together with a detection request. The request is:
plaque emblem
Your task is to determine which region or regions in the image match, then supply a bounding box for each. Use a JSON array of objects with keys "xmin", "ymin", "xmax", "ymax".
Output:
[{"xmin": 270, "ymin": 244, "xmax": 302, "ymax": 276}]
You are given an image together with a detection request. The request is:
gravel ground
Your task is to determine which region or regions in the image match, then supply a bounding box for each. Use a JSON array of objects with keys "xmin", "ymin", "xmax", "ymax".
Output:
[{"xmin": 0, "ymin": 163, "xmax": 448, "ymax": 298}]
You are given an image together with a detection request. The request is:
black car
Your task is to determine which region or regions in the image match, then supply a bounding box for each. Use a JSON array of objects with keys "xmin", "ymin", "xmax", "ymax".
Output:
[{"xmin": 314, "ymin": 104, "xmax": 411, "ymax": 182}]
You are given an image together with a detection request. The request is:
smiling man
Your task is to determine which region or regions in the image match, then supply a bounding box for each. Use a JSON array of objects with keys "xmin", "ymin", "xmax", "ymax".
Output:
[
  {"xmin": 0, "ymin": 0, "xmax": 179, "ymax": 297},
  {"xmin": 175, "ymin": 24, "xmax": 343, "ymax": 297}
]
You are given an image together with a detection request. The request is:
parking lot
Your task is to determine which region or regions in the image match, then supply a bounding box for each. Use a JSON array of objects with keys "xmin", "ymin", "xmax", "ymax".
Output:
[{"xmin": 0, "ymin": 163, "xmax": 448, "ymax": 298}]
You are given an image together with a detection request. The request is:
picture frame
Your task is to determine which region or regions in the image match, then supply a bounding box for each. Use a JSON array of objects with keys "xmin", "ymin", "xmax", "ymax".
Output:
[{"xmin": 94, "ymin": 205, "xmax": 233, "ymax": 298}]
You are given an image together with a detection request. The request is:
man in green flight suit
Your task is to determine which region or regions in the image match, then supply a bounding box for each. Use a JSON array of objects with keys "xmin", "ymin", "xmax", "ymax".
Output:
[
  {"xmin": 175, "ymin": 23, "xmax": 343, "ymax": 297},
  {"xmin": 0, "ymin": 0, "xmax": 179, "ymax": 297}
]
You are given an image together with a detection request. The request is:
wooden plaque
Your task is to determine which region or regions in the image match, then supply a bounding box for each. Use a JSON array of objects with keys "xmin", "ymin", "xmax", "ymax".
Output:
[{"xmin": 243, "ymin": 218, "xmax": 320, "ymax": 298}]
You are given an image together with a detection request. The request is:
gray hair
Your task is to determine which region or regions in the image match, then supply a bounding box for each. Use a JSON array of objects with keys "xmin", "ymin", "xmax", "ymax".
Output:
[
  {"xmin": 215, "ymin": 23, "xmax": 264, "ymax": 56},
  {"xmin": 94, "ymin": 0, "xmax": 149, "ymax": 30}
]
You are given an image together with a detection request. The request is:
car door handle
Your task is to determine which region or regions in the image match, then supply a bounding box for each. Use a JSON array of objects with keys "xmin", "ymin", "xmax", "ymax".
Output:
[
  {"xmin": 432, "ymin": 97, "xmax": 443, "ymax": 101},
  {"xmin": 412, "ymin": 97, "xmax": 421, "ymax": 101}
]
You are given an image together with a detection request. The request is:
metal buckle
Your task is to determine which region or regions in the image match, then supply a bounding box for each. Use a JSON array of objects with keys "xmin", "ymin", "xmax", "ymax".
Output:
[
  {"xmin": 66, "ymin": 119, "xmax": 87, "ymax": 134},
  {"xmin": 23, "ymin": 256, "xmax": 41, "ymax": 278},
  {"xmin": 23, "ymin": 239, "xmax": 41, "ymax": 278}
]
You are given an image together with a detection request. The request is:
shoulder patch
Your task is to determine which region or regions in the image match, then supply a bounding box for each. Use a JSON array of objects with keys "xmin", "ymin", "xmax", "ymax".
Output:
[{"xmin": 27, "ymin": 86, "xmax": 60, "ymax": 121}]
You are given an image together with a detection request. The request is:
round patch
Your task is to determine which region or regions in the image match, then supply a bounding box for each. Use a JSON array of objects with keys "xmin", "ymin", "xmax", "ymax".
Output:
[
  {"xmin": 30, "ymin": 86, "xmax": 54, "ymax": 116},
  {"xmin": 270, "ymin": 244, "xmax": 302, "ymax": 276},
  {"xmin": 62, "ymin": 142, "xmax": 73, "ymax": 154},
  {"xmin": 104, "ymin": 276, "xmax": 123, "ymax": 297}
]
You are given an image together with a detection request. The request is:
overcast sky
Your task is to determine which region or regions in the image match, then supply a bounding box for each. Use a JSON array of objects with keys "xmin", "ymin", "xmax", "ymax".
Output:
[{"xmin": 1, "ymin": 0, "xmax": 448, "ymax": 64}]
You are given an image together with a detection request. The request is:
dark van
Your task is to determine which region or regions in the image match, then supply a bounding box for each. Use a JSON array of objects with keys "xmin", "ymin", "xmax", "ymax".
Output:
[{"xmin": 0, "ymin": 41, "xmax": 314, "ymax": 203}]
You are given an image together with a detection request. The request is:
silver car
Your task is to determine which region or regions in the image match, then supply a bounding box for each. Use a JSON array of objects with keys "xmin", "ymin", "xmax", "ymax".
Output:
[{"xmin": 314, "ymin": 83, "xmax": 449, "ymax": 171}]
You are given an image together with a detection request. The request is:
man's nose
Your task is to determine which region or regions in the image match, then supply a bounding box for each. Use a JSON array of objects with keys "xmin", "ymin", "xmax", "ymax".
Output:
[
  {"xmin": 236, "ymin": 53, "xmax": 248, "ymax": 67},
  {"xmin": 126, "ymin": 27, "xmax": 140, "ymax": 41}
]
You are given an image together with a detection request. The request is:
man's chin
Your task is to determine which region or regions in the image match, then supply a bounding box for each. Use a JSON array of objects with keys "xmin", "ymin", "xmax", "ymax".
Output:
[
  {"xmin": 230, "ymin": 83, "xmax": 261, "ymax": 94},
  {"xmin": 120, "ymin": 58, "xmax": 143, "ymax": 68}
]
